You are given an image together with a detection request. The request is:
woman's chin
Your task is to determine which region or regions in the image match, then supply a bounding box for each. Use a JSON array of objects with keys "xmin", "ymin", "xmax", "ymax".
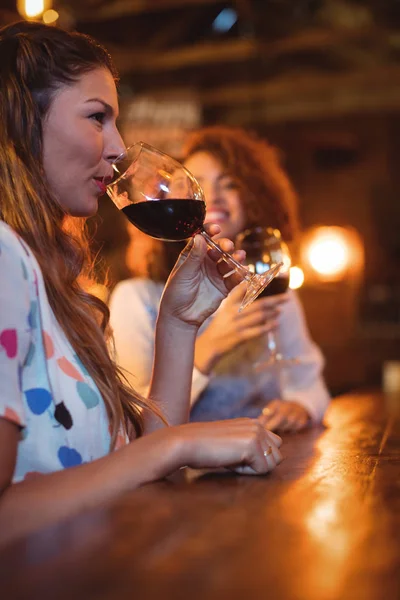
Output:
[{"xmin": 67, "ymin": 197, "xmax": 99, "ymax": 218}]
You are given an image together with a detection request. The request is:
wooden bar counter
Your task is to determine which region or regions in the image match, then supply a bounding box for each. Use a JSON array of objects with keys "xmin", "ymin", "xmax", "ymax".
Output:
[{"xmin": 0, "ymin": 391, "xmax": 399, "ymax": 600}]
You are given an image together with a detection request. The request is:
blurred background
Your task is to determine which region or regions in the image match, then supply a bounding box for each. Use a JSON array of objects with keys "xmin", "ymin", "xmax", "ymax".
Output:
[{"xmin": 4, "ymin": 0, "xmax": 400, "ymax": 395}]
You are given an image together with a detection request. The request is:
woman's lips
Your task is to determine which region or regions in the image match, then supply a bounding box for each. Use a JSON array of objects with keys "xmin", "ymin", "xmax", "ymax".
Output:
[
  {"xmin": 204, "ymin": 210, "xmax": 229, "ymax": 224},
  {"xmin": 93, "ymin": 178, "xmax": 107, "ymax": 195}
]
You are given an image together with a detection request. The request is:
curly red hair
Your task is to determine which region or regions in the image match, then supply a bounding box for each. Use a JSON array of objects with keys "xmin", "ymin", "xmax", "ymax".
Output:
[{"xmin": 183, "ymin": 126, "xmax": 299, "ymax": 241}]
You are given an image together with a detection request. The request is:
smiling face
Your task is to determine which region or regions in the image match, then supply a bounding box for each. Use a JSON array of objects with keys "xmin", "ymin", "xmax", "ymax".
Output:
[
  {"xmin": 184, "ymin": 151, "xmax": 246, "ymax": 240},
  {"xmin": 42, "ymin": 67, "xmax": 125, "ymax": 217}
]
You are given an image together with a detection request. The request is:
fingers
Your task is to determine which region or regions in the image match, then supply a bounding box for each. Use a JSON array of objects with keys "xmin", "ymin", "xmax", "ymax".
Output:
[
  {"xmin": 226, "ymin": 280, "xmax": 248, "ymax": 303},
  {"xmin": 266, "ymin": 429, "xmax": 283, "ymax": 448},
  {"xmin": 236, "ymin": 304, "xmax": 277, "ymax": 328},
  {"xmin": 250, "ymin": 421, "xmax": 283, "ymax": 474},
  {"xmin": 261, "ymin": 401, "xmax": 310, "ymax": 433},
  {"xmin": 192, "ymin": 231, "xmax": 248, "ymax": 293},
  {"xmin": 279, "ymin": 412, "xmax": 310, "ymax": 433},
  {"xmin": 262, "ymin": 424, "xmax": 283, "ymax": 466},
  {"xmin": 257, "ymin": 294, "xmax": 289, "ymax": 310},
  {"xmin": 239, "ymin": 307, "xmax": 279, "ymax": 330},
  {"xmin": 217, "ymin": 268, "xmax": 243, "ymax": 292},
  {"xmin": 263, "ymin": 443, "xmax": 282, "ymax": 468},
  {"xmin": 201, "ymin": 418, "xmax": 284, "ymax": 476},
  {"xmin": 224, "ymin": 291, "xmax": 281, "ymax": 330},
  {"xmin": 203, "ymin": 223, "xmax": 222, "ymax": 238},
  {"xmin": 204, "ymin": 236, "xmax": 238, "ymax": 263},
  {"xmin": 260, "ymin": 400, "xmax": 288, "ymax": 431},
  {"xmin": 171, "ymin": 235, "xmax": 207, "ymax": 274}
]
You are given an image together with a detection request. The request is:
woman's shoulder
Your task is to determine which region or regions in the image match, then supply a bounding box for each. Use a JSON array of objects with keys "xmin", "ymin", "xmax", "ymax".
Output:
[
  {"xmin": 110, "ymin": 277, "xmax": 164, "ymax": 307},
  {"xmin": 0, "ymin": 222, "xmax": 36, "ymax": 272},
  {"xmin": 0, "ymin": 221, "xmax": 25, "ymax": 252}
]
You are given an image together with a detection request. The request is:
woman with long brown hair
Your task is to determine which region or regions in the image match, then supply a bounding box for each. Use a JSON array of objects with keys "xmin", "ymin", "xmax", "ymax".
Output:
[
  {"xmin": 110, "ymin": 126, "xmax": 330, "ymax": 431},
  {"xmin": 0, "ymin": 22, "xmax": 283, "ymax": 546}
]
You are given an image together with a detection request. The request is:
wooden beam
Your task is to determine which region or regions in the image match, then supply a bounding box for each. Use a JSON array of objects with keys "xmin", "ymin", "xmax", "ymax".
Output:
[
  {"xmin": 111, "ymin": 28, "xmax": 388, "ymax": 74},
  {"xmin": 112, "ymin": 38, "xmax": 258, "ymax": 73},
  {"xmin": 77, "ymin": 0, "xmax": 221, "ymax": 21},
  {"xmin": 200, "ymin": 66, "xmax": 400, "ymax": 123},
  {"xmin": 199, "ymin": 66, "xmax": 400, "ymax": 107}
]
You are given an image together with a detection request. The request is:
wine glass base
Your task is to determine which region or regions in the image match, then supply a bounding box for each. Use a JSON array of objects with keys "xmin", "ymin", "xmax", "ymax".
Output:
[
  {"xmin": 253, "ymin": 356, "xmax": 301, "ymax": 372},
  {"xmin": 239, "ymin": 263, "xmax": 283, "ymax": 312}
]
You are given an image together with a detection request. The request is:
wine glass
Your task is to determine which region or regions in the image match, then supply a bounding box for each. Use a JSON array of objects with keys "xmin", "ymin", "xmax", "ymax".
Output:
[
  {"xmin": 104, "ymin": 142, "xmax": 283, "ymax": 311},
  {"xmin": 236, "ymin": 226, "xmax": 300, "ymax": 367}
]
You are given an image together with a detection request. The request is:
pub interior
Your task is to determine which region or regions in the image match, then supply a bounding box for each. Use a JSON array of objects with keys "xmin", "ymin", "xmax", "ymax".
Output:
[{"xmin": 0, "ymin": 2, "xmax": 399, "ymax": 599}]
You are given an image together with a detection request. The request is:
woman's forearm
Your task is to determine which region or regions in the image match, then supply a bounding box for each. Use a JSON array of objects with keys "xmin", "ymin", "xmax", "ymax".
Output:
[
  {"xmin": 194, "ymin": 328, "xmax": 220, "ymax": 375},
  {"xmin": 0, "ymin": 428, "xmax": 181, "ymax": 547},
  {"xmin": 144, "ymin": 312, "xmax": 199, "ymax": 431}
]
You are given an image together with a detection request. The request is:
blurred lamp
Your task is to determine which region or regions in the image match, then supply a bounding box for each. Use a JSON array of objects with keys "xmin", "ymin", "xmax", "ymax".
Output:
[
  {"xmin": 289, "ymin": 266, "xmax": 305, "ymax": 290},
  {"xmin": 43, "ymin": 9, "xmax": 59, "ymax": 24},
  {"xmin": 302, "ymin": 226, "xmax": 363, "ymax": 282},
  {"xmin": 18, "ymin": 0, "xmax": 52, "ymax": 19}
]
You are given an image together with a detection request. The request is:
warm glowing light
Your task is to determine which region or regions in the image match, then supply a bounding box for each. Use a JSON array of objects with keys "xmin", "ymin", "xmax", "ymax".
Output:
[
  {"xmin": 43, "ymin": 9, "xmax": 59, "ymax": 23},
  {"xmin": 307, "ymin": 228, "xmax": 350, "ymax": 279},
  {"xmin": 17, "ymin": 0, "xmax": 52, "ymax": 19},
  {"xmin": 289, "ymin": 266, "xmax": 304, "ymax": 290},
  {"xmin": 25, "ymin": 0, "xmax": 45, "ymax": 17}
]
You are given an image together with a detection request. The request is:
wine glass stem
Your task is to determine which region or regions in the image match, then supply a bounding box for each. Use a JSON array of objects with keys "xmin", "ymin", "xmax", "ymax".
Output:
[
  {"xmin": 267, "ymin": 331, "xmax": 278, "ymax": 357},
  {"xmin": 200, "ymin": 230, "xmax": 251, "ymax": 281}
]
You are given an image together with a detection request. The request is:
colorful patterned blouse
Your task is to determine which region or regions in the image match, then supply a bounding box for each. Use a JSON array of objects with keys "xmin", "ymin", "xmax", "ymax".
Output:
[{"xmin": 0, "ymin": 222, "xmax": 126, "ymax": 483}]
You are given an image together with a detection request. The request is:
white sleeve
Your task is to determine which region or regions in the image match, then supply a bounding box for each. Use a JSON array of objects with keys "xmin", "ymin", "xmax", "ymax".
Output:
[
  {"xmin": 273, "ymin": 291, "xmax": 330, "ymax": 423},
  {"xmin": 109, "ymin": 278, "xmax": 210, "ymax": 404},
  {"xmin": 109, "ymin": 279, "xmax": 159, "ymax": 397},
  {"xmin": 190, "ymin": 366, "xmax": 210, "ymax": 406}
]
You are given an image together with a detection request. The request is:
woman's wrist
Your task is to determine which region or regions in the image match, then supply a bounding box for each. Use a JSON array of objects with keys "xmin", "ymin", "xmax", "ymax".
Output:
[
  {"xmin": 194, "ymin": 330, "xmax": 220, "ymax": 375},
  {"xmin": 164, "ymin": 425, "xmax": 195, "ymax": 469},
  {"xmin": 157, "ymin": 306, "xmax": 200, "ymax": 336},
  {"xmin": 124, "ymin": 427, "xmax": 185, "ymax": 483}
]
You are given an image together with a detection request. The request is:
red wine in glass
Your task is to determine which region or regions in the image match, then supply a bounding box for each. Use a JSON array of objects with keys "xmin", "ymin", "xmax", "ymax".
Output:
[
  {"xmin": 258, "ymin": 274, "xmax": 290, "ymax": 297},
  {"xmin": 105, "ymin": 142, "xmax": 283, "ymax": 311},
  {"xmin": 122, "ymin": 199, "xmax": 206, "ymax": 241}
]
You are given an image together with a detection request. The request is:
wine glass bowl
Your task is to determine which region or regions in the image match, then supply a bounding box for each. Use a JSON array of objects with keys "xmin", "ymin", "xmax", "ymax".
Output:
[
  {"xmin": 105, "ymin": 142, "xmax": 283, "ymax": 311},
  {"xmin": 106, "ymin": 143, "xmax": 205, "ymax": 241}
]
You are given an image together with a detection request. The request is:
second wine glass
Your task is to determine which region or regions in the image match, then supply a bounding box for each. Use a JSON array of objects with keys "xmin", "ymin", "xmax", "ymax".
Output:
[
  {"xmin": 104, "ymin": 142, "xmax": 282, "ymax": 311},
  {"xmin": 236, "ymin": 226, "xmax": 300, "ymax": 368}
]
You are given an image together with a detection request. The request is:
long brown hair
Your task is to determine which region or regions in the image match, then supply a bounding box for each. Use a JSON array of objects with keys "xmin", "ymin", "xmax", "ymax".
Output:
[{"xmin": 0, "ymin": 21, "xmax": 159, "ymax": 447}]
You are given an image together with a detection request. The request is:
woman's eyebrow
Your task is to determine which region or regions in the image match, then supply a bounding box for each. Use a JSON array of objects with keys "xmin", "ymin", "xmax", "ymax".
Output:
[
  {"xmin": 85, "ymin": 98, "xmax": 118, "ymax": 117},
  {"xmin": 218, "ymin": 172, "xmax": 233, "ymax": 181}
]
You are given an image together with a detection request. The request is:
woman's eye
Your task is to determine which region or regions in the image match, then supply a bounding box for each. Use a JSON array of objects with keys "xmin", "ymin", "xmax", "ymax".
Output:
[
  {"xmin": 90, "ymin": 112, "xmax": 105, "ymax": 124},
  {"xmin": 223, "ymin": 180, "xmax": 239, "ymax": 191}
]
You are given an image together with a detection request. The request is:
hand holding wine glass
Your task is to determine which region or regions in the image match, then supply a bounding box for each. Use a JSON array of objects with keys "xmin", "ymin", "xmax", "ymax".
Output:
[
  {"xmin": 159, "ymin": 226, "xmax": 247, "ymax": 328},
  {"xmin": 104, "ymin": 142, "xmax": 283, "ymax": 312},
  {"xmin": 194, "ymin": 281, "xmax": 288, "ymax": 375}
]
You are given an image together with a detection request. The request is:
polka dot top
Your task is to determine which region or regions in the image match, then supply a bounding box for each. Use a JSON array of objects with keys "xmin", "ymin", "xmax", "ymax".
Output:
[{"xmin": 0, "ymin": 222, "xmax": 127, "ymax": 483}]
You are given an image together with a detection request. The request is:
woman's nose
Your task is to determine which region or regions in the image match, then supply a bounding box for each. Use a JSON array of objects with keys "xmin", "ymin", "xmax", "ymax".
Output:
[
  {"xmin": 202, "ymin": 181, "xmax": 220, "ymax": 205},
  {"xmin": 105, "ymin": 128, "xmax": 126, "ymax": 163}
]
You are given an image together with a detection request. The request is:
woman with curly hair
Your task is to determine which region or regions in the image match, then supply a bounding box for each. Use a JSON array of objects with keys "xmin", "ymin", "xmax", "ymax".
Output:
[
  {"xmin": 110, "ymin": 126, "xmax": 330, "ymax": 432},
  {"xmin": 0, "ymin": 25, "xmax": 283, "ymax": 546}
]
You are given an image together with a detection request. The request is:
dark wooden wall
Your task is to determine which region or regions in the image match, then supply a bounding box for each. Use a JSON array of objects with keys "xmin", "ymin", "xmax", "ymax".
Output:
[{"xmin": 254, "ymin": 113, "xmax": 400, "ymax": 394}]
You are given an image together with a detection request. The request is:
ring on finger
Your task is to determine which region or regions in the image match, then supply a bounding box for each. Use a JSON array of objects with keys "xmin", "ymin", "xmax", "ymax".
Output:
[{"xmin": 263, "ymin": 447, "xmax": 273, "ymax": 458}]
